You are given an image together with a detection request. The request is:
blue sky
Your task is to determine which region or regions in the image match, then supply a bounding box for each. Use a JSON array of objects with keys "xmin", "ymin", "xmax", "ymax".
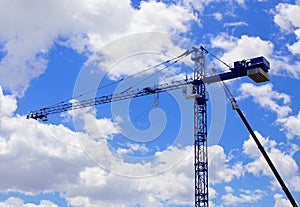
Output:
[{"xmin": 0, "ymin": 0, "xmax": 300, "ymax": 206}]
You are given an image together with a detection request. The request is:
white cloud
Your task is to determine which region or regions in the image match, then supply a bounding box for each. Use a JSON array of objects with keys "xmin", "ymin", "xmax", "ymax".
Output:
[
  {"xmin": 66, "ymin": 197, "xmax": 99, "ymax": 207},
  {"xmin": 0, "ymin": 86, "xmax": 245, "ymax": 206},
  {"xmin": 65, "ymin": 144, "xmax": 247, "ymax": 207},
  {"xmin": 0, "ymin": 87, "xmax": 194, "ymax": 206},
  {"xmin": 179, "ymin": 0, "xmax": 247, "ymax": 12},
  {"xmin": 208, "ymin": 145, "xmax": 244, "ymax": 184},
  {"xmin": 235, "ymin": 0, "xmax": 245, "ymax": 5},
  {"xmin": 0, "ymin": 88, "xmax": 246, "ymax": 206},
  {"xmin": 0, "ymin": 116, "xmax": 89, "ymax": 192},
  {"xmin": 0, "ymin": 0, "xmax": 197, "ymax": 96},
  {"xmin": 61, "ymin": 145, "xmax": 195, "ymax": 207},
  {"xmin": 224, "ymin": 186, "xmax": 234, "ymax": 193},
  {"xmin": 273, "ymin": 3, "xmax": 300, "ymax": 32},
  {"xmin": 209, "ymin": 186, "xmax": 218, "ymax": 198},
  {"xmin": 178, "ymin": 0, "xmax": 213, "ymax": 13},
  {"xmin": 0, "ymin": 0, "xmax": 72, "ymax": 96},
  {"xmin": 223, "ymin": 21, "xmax": 248, "ymax": 28},
  {"xmin": 269, "ymin": 56, "xmax": 300, "ymax": 79},
  {"xmin": 238, "ymin": 83, "xmax": 292, "ymax": 118},
  {"xmin": 0, "ymin": 86, "xmax": 90, "ymax": 193},
  {"xmin": 243, "ymin": 131, "xmax": 300, "ymax": 192},
  {"xmin": 213, "ymin": 12, "xmax": 223, "ymax": 21},
  {"xmin": 221, "ymin": 188, "xmax": 266, "ymax": 206},
  {"xmin": 68, "ymin": 105, "xmax": 121, "ymax": 140},
  {"xmin": 274, "ymin": 3, "xmax": 300, "ymax": 55},
  {"xmin": 243, "ymin": 131, "xmax": 276, "ymax": 160},
  {"xmin": 210, "ymin": 34, "xmax": 274, "ymax": 65},
  {"xmin": 79, "ymin": 167, "xmax": 108, "ymax": 187},
  {"xmin": 0, "ymin": 197, "xmax": 58, "ymax": 207},
  {"xmin": 277, "ymin": 111, "xmax": 300, "ymax": 139},
  {"xmin": 287, "ymin": 28, "xmax": 300, "ymax": 55},
  {"xmin": 0, "ymin": 86, "xmax": 17, "ymax": 118},
  {"xmin": 1, "ymin": 0, "xmax": 279, "ymax": 95},
  {"xmin": 93, "ymin": 32, "xmax": 192, "ymax": 81},
  {"xmin": 289, "ymin": 175, "xmax": 300, "ymax": 192},
  {"xmin": 117, "ymin": 142, "xmax": 149, "ymax": 155},
  {"xmin": 130, "ymin": 1, "xmax": 196, "ymax": 33},
  {"xmin": 0, "ymin": 113, "xmax": 250, "ymax": 206},
  {"xmin": 274, "ymin": 193, "xmax": 291, "ymax": 207}
]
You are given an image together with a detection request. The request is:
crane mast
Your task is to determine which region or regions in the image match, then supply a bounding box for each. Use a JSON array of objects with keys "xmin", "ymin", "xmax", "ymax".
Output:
[{"xmin": 192, "ymin": 48, "xmax": 208, "ymax": 206}]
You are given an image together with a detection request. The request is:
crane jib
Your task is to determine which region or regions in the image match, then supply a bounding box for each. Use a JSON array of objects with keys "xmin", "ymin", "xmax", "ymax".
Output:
[
  {"xmin": 27, "ymin": 79, "xmax": 193, "ymax": 121},
  {"xmin": 27, "ymin": 55, "xmax": 271, "ymax": 121}
]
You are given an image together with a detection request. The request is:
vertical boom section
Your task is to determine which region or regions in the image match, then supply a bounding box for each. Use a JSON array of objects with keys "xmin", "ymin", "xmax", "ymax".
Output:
[{"xmin": 192, "ymin": 48, "xmax": 208, "ymax": 207}]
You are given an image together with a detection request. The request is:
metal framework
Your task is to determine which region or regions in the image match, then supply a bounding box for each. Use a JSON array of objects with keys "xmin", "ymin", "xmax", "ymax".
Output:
[
  {"xmin": 192, "ymin": 48, "xmax": 208, "ymax": 206},
  {"xmin": 27, "ymin": 79, "xmax": 193, "ymax": 121},
  {"xmin": 27, "ymin": 46, "xmax": 283, "ymax": 207}
]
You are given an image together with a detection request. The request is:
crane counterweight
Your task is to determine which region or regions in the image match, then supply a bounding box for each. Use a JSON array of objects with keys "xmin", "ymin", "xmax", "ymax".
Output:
[{"xmin": 247, "ymin": 68, "xmax": 270, "ymax": 83}]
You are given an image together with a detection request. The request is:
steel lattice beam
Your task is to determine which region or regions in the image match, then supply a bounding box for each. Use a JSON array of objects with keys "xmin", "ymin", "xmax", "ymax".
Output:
[{"xmin": 192, "ymin": 49, "xmax": 208, "ymax": 207}]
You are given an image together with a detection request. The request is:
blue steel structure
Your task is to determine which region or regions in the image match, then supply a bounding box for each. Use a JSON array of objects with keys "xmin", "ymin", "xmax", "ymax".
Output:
[
  {"xmin": 27, "ymin": 46, "xmax": 271, "ymax": 207},
  {"xmin": 192, "ymin": 48, "xmax": 208, "ymax": 206}
]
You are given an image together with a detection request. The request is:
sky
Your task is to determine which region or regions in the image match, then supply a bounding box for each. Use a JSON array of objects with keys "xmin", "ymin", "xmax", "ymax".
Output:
[{"xmin": 0, "ymin": 0, "xmax": 300, "ymax": 206}]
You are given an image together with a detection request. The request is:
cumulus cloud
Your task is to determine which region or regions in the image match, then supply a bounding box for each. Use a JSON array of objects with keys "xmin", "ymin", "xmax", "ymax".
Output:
[
  {"xmin": 238, "ymin": 83, "xmax": 292, "ymax": 118},
  {"xmin": 67, "ymin": 104, "xmax": 121, "ymax": 140},
  {"xmin": 91, "ymin": 32, "xmax": 193, "ymax": 81},
  {"xmin": 0, "ymin": 197, "xmax": 58, "ymax": 207},
  {"xmin": 237, "ymin": 82, "xmax": 300, "ymax": 140},
  {"xmin": 0, "ymin": 87, "xmax": 190, "ymax": 206},
  {"xmin": 64, "ymin": 144, "xmax": 248, "ymax": 207},
  {"xmin": 277, "ymin": 111, "xmax": 300, "ymax": 139},
  {"xmin": 209, "ymin": 145, "xmax": 244, "ymax": 184},
  {"xmin": 210, "ymin": 33, "xmax": 274, "ymax": 63},
  {"xmin": 243, "ymin": 131, "xmax": 300, "ymax": 192},
  {"xmin": 0, "ymin": 0, "xmax": 197, "ymax": 96},
  {"xmin": 0, "ymin": 98, "xmax": 245, "ymax": 206},
  {"xmin": 273, "ymin": 3, "xmax": 300, "ymax": 55},
  {"xmin": 273, "ymin": 3, "xmax": 300, "ymax": 32},
  {"xmin": 0, "ymin": 86, "xmax": 17, "ymax": 118},
  {"xmin": 269, "ymin": 56, "xmax": 300, "ymax": 79},
  {"xmin": 0, "ymin": 85, "xmax": 249, "ymax": 206},
  {"xmin": 0, "ymin": 116, "xmax": 89, "ymax": 192},
  {"xmin": 274, "ymin": 193, "xmax": 291, "ymax": 207},
  {"xmin": 221, "ymin": 188, "xmax": 266, "ymax": 206},
  {"xmin": 287, "ymin": 28, "xmax": 300, "ymax": 55}
]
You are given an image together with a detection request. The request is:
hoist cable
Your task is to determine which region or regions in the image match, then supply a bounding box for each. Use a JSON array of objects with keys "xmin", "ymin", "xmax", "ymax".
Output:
[
  {"xmin": 47, "ymin": 49, "xmax": 191, "ymax": 108},
  {"xmin": 200, "ymin": 46, "xmax": 231, "ymax": 69}
]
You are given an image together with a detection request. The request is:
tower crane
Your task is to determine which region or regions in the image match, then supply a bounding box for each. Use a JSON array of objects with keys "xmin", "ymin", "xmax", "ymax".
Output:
[{"xmin": 28, "ymin": 46, "xmax": 288, "ymax": 207}]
